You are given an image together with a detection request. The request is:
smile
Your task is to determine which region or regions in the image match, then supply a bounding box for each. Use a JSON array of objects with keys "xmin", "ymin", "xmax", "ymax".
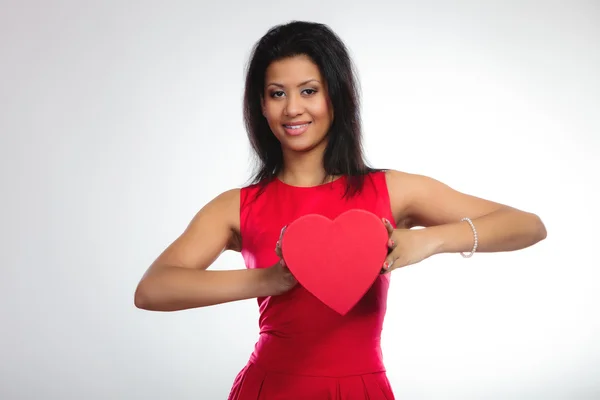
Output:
[
  {"xmin": 283, "ymin": 122, "xmax": 311, "ymax": 136},
  {"xmin": 284, "ymin": 123, "xmax": 311, "ymax": 129}
]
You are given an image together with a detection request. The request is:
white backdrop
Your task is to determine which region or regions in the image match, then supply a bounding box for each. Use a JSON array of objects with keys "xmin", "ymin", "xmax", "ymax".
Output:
[{"xmin": 1, "ymin": 1, "xmax": 599, "ymax": 399}]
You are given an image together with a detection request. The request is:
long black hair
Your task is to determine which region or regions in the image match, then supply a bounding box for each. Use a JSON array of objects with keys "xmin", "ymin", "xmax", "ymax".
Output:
[{"xmin": 243, "ymin": 21, "xmax": 377, "ymax": 195}]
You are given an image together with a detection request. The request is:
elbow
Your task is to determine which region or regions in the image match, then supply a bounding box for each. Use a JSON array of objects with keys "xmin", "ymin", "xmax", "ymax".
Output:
[
  {"xmin": 539, "ymin": 221, "xmax": 547, "ymax": 241},
  {"xmin": 134, "ymin": 282, "xmax": 149, "ymax": 310},
  {"xmin": 532, "ymin": 213, "xmax": 547, "ymax": 243},
  {"xmin": 134, "ymin": 264, "xmax": 172, "ymax": 311},
  {"xmin": 134, "ymin": 279, "xmax": 158, "ymax": 310}
]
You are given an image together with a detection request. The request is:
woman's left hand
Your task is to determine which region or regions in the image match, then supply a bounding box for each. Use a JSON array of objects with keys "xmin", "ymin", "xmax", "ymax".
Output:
[{"xmin": 380, "ymin": 218, "xmax": 437, "ymax": 274}]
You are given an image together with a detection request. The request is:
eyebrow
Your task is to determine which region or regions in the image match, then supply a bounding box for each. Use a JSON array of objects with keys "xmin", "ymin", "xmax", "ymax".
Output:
[{"xmin": 266, "ymin": 79, "xmax": 321, "ymax": 88}]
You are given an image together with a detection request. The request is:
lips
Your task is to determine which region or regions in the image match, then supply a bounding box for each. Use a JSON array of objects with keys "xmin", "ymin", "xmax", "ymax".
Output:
[
  {"xmin": 283, "ymin": 121, "xmax": 311, "ymax": 128},
  {"xmin": 283, "ymin": 121, "xmax": 311, "ymax": 136}
]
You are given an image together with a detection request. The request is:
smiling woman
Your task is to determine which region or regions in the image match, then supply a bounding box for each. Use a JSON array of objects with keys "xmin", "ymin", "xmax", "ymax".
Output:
[
  {"xmin": 134, "ymin": 20, "xmax": 547, "ymax": 399},
  {"xmin": 261, "ymin": 55, "xmax": 333, "ymax": 155}
]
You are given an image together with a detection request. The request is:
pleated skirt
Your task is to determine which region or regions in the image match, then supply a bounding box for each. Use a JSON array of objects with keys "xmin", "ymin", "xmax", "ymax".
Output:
[{"xmin": 227, "ymin": 361, "xmax": 395, "ymax": 400}]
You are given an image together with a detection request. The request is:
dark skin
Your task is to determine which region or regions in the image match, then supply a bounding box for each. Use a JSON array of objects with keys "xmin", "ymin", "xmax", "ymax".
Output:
[{"xmin": 134, "ymin": 55, "xmax": 546, "ymax": 312}]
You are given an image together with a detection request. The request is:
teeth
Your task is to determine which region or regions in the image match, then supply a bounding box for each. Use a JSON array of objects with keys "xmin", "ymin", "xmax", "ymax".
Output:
[{"xmin": 285, "ymin": 123, "xmax": 309, "ymax": 129}]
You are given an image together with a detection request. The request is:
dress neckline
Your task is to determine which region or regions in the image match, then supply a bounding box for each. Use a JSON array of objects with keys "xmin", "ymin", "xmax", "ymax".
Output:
[{"xmin": 274, "ymin": 175, "xmax": 346, "ymax": 189}]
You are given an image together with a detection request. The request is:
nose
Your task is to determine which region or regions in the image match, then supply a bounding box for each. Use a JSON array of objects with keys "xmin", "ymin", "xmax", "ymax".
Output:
[{"xmin": 284, "ymin": 93, "xmax": 303, "ymax": 117}]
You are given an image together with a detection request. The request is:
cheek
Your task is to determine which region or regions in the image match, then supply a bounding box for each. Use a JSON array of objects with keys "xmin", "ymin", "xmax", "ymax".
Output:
[
  {"xmin": 310, "ymin": 99, "xmax": 330, "ymax": 119},
  {"xmin": 316, "ymin": 99, "xmax": 333, "ymax": 122},
  {"xmin": 263, "ymin": 106, "xmax": 279, "ymax": 124}
]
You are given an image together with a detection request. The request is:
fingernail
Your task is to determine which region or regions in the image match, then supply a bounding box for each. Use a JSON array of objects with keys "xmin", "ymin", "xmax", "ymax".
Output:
[
  {"xmin": 383, "ymin": 261, "xmax": 389, "ymax": 269},
  {"xmin": 388, "ymin": 239, "xmax": 395, "ymax": 247}
]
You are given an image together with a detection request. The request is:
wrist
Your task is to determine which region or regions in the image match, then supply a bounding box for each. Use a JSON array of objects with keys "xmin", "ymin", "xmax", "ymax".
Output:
[
  {"xmin": 418, "ymin": 227, "xmax": 445, "ymax": 257},
  {"xmin": 421, "ymin": 221, "xmax": 475, "ymax": 255},
  {"xmin": 256, "ymin": 266, "xmax": 275, "ymax": 297},
  {"xmin": 256, "ymin": 264, "xmax": 284, "ymax": 297}
]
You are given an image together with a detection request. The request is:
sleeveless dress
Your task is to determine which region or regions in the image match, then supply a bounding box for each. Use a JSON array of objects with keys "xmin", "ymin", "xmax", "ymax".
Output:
[{"xmin": 228, "ymin": 171, "xmax": 397, "ymax": 400}]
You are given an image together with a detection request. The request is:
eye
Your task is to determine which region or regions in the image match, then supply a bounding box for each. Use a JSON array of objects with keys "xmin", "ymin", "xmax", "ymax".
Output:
[
  {"xmin": 302, "ymin": 88, "xmax": 317, "ymax": 96},
  {"xmin": 270, "ymin": 90, "xmax": 285, "ymax": 98}
]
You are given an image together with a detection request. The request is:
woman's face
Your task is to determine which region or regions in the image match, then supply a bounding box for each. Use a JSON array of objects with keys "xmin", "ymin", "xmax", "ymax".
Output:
[{"xmin": 262, "ymin": 55, "xmax": 333, "ymax": 154}]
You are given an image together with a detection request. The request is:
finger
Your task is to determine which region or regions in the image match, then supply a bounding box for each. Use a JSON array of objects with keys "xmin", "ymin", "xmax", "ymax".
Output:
[
  {"xmin": 279, "ymin": 225, "xmax": 288, "ymax": 241},
  {"xmin": 275, "ymin": 225, "xmax": 287, "ymax": 258},
  {"xmin": 385, "ymin": 261, "xmax": 402, "ymax": 274},
  {"xmin": 382, "ymin": 218, "xmax": 394, "ymax": 237},
  {"xmin": 382, "ymin": 253, "xmax": 398, "ymax": 272},
  {"xmin": 382, "ymin": 261, "xmax": 395, "ymax": 274},
  {"xmin": 275, "ymin": 242, "xmax": 282, "ymax": 258},
  {"xmin": 387, "ymin": 237, "xmax": 397, "ymax": 250}
]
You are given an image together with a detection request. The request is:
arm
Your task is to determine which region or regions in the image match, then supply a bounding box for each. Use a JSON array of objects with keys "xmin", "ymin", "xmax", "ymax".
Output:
[
  {"xmin": 382, "ymin": 170, "xmax": 547, "ymax": 270},
  {"xmin": 134, "ymin": 189, "xmax": 285, "ymax": 312}
]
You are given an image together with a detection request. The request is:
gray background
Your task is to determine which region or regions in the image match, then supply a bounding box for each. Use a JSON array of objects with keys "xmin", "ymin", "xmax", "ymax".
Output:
[{"xmin": 1, "ymin": 0, "xmax": 598, "ymax": 399}]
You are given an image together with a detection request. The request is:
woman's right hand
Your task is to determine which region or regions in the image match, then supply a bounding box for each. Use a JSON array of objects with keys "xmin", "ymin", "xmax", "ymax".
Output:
[{"xmin": 265, "ymin": 226, "xmax": 298, "ymax": 296}]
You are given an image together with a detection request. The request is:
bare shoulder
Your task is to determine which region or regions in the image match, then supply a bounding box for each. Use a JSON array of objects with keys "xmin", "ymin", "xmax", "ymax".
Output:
[
  {"xmin": 149, "ymin": 188, "xmax": 242, "ymax": 272},
  {"xmin": 201, "ymin": 187, "xmax": 242, "ymax": 240},
  {"xmin": 203, "ymin": 187, "xmax": 241, "ymax": 227},
  {"xmin": 384, "ymin": 169, "xmax": 443, "ymax": 196},
  {"xmin": 384, "ymin": 169, "xmax": 506, "ymax": 228},
  {"xmin": 190, "ymin": 188, "xmax": 242, "ymax": 252}
]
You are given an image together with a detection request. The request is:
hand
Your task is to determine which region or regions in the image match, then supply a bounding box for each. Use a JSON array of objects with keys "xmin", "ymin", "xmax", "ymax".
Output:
[
  {"xmin": 265, "ymin": 226, "xmax": 298, "ymax": 295},
  {"xmin": 380, "ymin": 218, "xmax": 437, "ymax": 274}
]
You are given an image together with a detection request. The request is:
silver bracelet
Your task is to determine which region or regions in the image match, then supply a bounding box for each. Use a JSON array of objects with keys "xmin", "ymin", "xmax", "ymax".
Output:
[{"xmin": 460, "ymin": 217, "xmax": 478, "ymax": 258}]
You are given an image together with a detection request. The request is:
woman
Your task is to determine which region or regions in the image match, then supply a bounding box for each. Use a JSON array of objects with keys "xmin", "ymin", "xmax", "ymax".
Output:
[{"xmin": 134, "ymin": 21, "xmax": 547, "ymax": 399}]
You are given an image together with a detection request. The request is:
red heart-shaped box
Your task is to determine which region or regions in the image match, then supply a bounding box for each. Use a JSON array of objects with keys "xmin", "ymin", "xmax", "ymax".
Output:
[{"xmin": 281, "ymin": 209, "xmax": 389, "ymax": 315}]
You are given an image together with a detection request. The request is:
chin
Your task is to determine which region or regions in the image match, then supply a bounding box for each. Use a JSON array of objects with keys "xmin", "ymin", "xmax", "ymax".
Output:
[{"xmin": 280, "ymin": 135, "xmax": 328, "ymax": 154}]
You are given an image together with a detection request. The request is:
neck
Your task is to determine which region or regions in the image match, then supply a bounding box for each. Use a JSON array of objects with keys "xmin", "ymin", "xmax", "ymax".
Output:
[{"xmin": 279, "ymin": 142, "xmax": 333, "ymax": 187}]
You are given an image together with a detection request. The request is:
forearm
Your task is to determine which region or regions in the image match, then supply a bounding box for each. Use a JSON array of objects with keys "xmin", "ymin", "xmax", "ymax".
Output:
[
  {"xmin": 426, "ymin": 207, "xmax": 547, "ymax": 255},
  {"xmin": 134, "ymin": 266, "xmax": 273, "ymax": 312}
]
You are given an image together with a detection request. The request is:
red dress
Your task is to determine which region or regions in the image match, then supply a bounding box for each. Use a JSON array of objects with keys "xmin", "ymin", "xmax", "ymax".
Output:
[{"xmin": 228, "ymin": 171, "xmax": 396, "ymax": 400}]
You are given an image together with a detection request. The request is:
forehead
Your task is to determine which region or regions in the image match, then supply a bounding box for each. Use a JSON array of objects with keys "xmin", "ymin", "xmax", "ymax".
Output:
[{"xmin": 265, "ymin": 55, "xmax": 323, "ymax": 84}]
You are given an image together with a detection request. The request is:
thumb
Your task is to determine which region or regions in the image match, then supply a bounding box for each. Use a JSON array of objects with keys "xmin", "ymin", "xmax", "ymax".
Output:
[{"xmin": 382, "ymin": 218, "xmax": 394, "ymax": 237}]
